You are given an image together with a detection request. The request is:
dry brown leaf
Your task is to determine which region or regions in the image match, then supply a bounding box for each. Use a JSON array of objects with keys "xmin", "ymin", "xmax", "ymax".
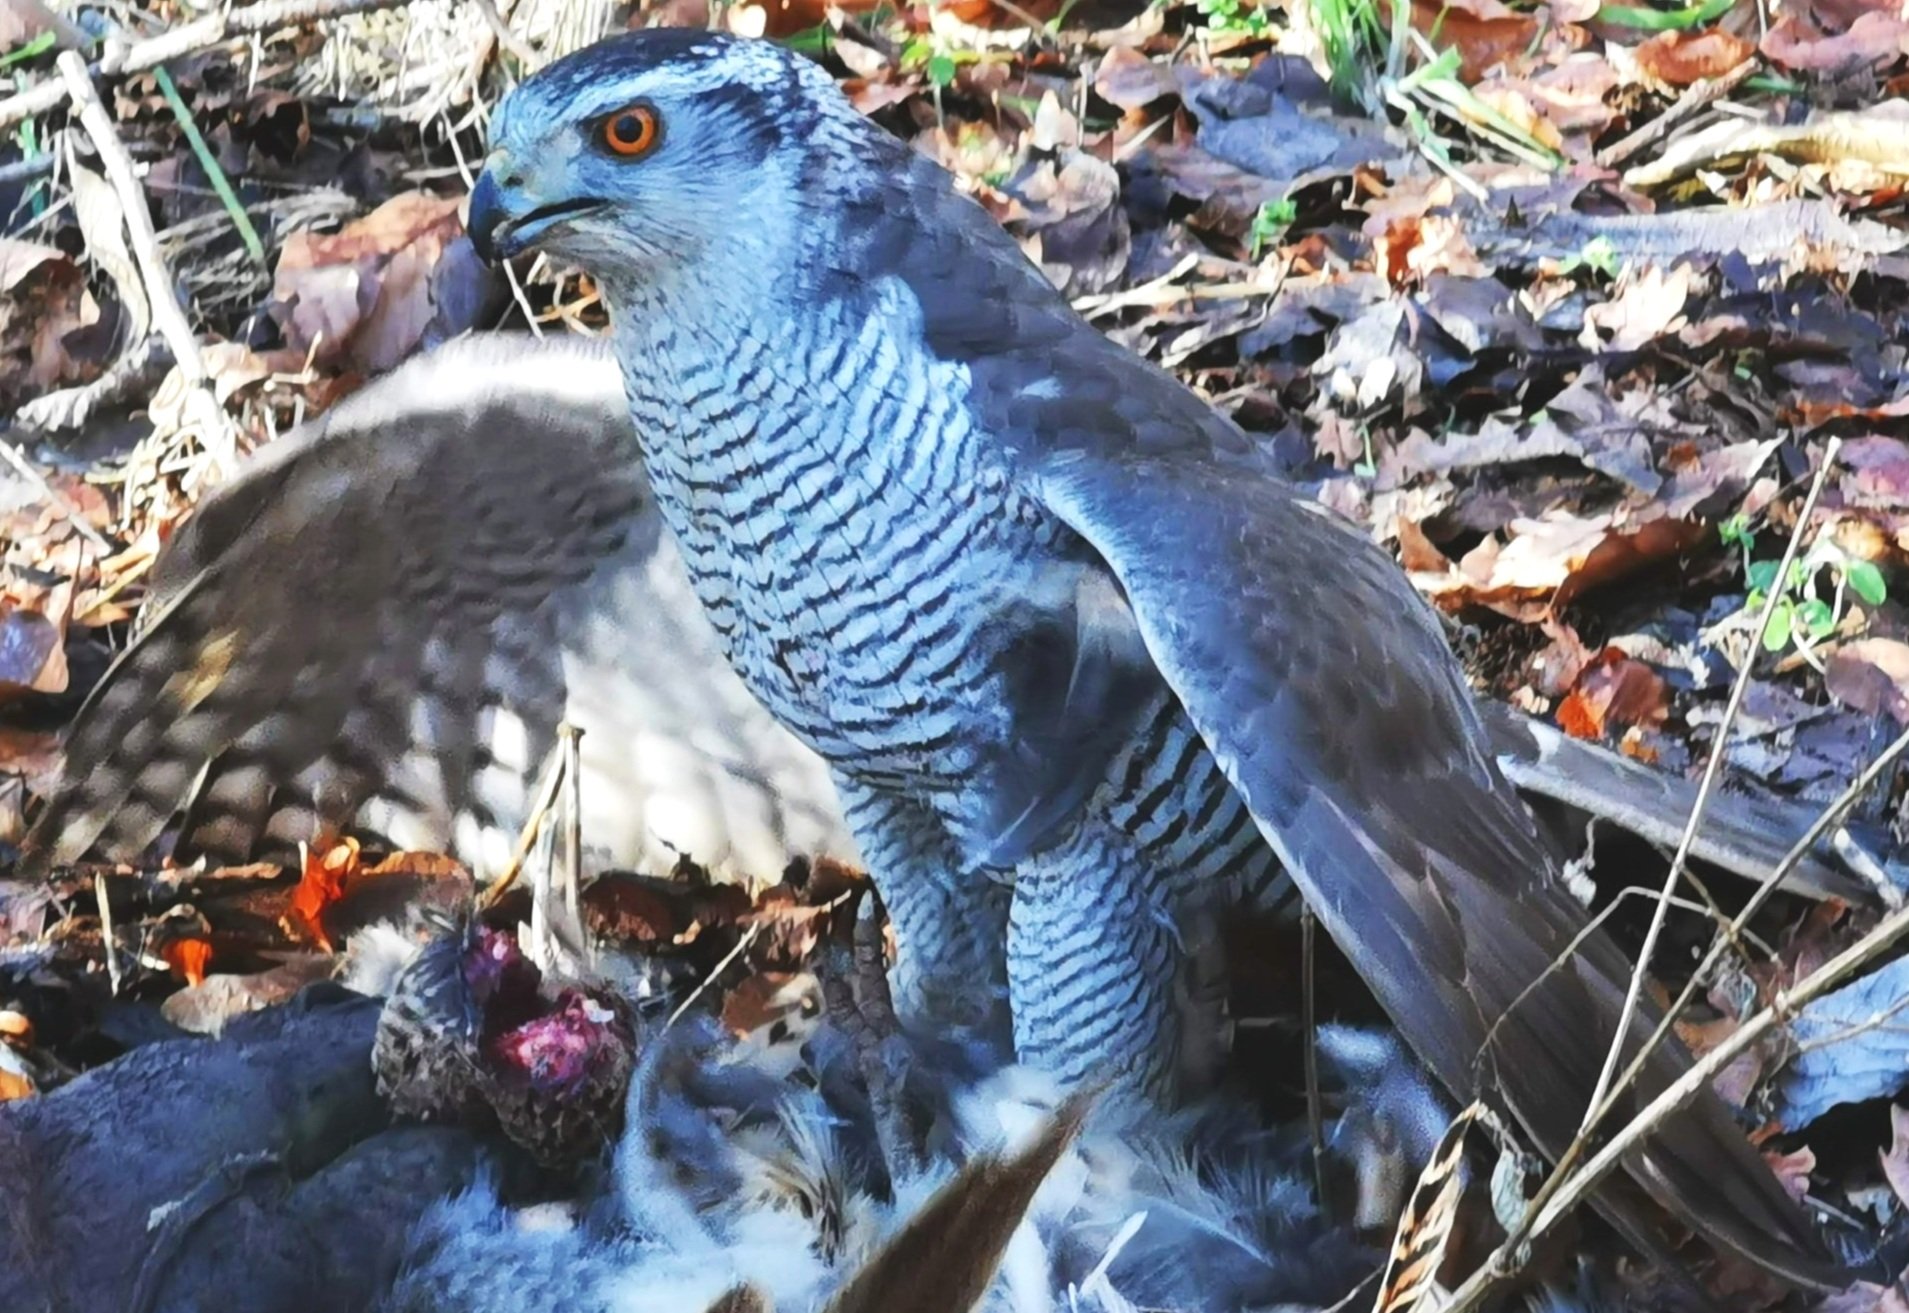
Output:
[
  {"xmin": 0, "ymin": 238, "xmax": 102, "ymax": 406},
  {"xmin": 287, "ymin": 835, "xmax": 362, "ymax": 951},
  {"xmin": 1825, "ymin": 637, "xmax": 1909, "ymax": 722},
  {"xmin": 1581, "ymin": 264, "xmax": 1694, "ymax": 352},
  {"xmin": 1881, "ymin": 1104, "xmax": 1909, "ymax": 1211},
  {"xmin": 272, "ymin": 192, "xmax": 487, "ymax": 373},
  {"xmin": 1556, "ymin": 649, "xmax": 1670, "ymax": 741},
  {"xmin": 1762, "ymin": 9, "xmax": 1909, "ymax": 74},
  {"xmin": 159, "ymin": 936, "xmax": 214, "ymax": 986},
  {"xmin": 1763, "ymin": 1144, "xmax": 1817, "ymax": 1204},
  {"xmin": 1635, "ymin": 28, "xmax": 1755, "ymax": 85},
  {"xmin": 0, "ymin": 1052, "xmax": 32, "ymax": 1102},
  {"xmin": 1674, "ymin": 1014, "xmax": 1765, "ymax": 1108},
  {"xmin": 1409, "ymin": 510, "xmax": 1705, "ymax": 620}
]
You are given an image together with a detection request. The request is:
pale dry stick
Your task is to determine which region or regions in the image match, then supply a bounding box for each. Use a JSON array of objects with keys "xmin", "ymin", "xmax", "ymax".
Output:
[
  {"xmin": 1579, "ymin": 436, "xmax": 1844, "ymax": 1141},
  {"xmin": 94, "ymin": 871, "xmax": 121, "ymax": 995},
  {"xmin": 1597, "ymin": 59, "xmax": 1756, "ymax": 170},
  {"xmin": 1443, "ymin": 887, "xmax": 1909, "ymax": 1313},
  {"xmin": 1590, "ymin": 719, "xmax": 1909, "ymax": 1148},
  {"xmin": 57, "ymin": 51, "xmax": 242, "ymax": 474},
  {"xmin": 561, "ymin": 724, "xmax": 583, "ymax": 929},
  {"xmin": 665, "ymin": 921, "xmax": 764, "ymax": 1030},
  {"xmin": 0, "ymin": 0, "xmax": 414, "ymax": 129},
  {"xmin": 1456, "ymin": 679, "xmax": 1908, "ymax": 1309},
  {"xmin": 476, "ymin": 734, "xmax": 570, "ymax": 911},
  {"xmin": 473, "ymin": 0, "xmax": 539, "ymax": 67},
  {"xmin": 0, "ymin": 439, "xmax": 113, "ymax": 552}
]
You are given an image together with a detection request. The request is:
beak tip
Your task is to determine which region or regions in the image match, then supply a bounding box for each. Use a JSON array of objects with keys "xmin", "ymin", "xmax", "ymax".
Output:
[{"xmin": 466, "ymin": 172, "xmax": 508, "ymax": 266}]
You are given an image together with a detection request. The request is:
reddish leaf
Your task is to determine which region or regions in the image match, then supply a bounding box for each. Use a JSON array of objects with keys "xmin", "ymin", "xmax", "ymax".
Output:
[
  {"xmin": 160, "ymin": 936, "xmax": 214, "ymax": 986},
  {"xmin": 1826, "ymin": 638, "xmax": 1909, "ymax": 723},
  {"xmin": 1556, "ymin": 649, "xmax": 1669, "ymax": 741},
  {"xmin": 287, "ymin": 836, "xmax": 362, "ymax": 951},
  {"xmin": 1635, "ymin": 28, "xmax": 1755, "ymax": 85},
  {"xmin": 1882, "ymin": 1104, "xmax": 1909, "ymax": 1211},
  {"xmin": 1762, "ymin": 10, "xmax": 1909, "ymax": 74}
]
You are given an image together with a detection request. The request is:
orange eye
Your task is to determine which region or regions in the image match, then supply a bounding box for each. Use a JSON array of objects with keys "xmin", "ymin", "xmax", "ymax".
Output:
[{"xmin": 601, "ymin": 103, "xmax": 661, "ymax": 158}]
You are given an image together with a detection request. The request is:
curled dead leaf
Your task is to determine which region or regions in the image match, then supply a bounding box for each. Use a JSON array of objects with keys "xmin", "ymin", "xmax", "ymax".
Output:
[
  {"xmin": 288, "ymin": 835, "xmax": 362, "ymax": 951},
  {"xmin": 1634, "ymin": 29, "xmax": 1754, "ymax": 86},
  {"xmin": 159, "ymin": 935, "xmax": 214, "ymax": 986}
]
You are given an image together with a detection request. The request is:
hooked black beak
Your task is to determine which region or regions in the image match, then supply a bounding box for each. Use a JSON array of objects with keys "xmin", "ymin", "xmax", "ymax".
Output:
[{"xmin": 466, "ymin": 171, "xmax": 607, "ymax": 264}]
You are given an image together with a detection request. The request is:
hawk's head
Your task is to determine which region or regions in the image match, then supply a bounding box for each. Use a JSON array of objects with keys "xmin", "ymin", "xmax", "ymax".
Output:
[{"xmin": 468, "ymin": 30, "xmax": 878, "ymax": 283}]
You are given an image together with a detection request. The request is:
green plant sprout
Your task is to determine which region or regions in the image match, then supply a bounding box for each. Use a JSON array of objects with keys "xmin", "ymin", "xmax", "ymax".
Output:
[
  {"xmin": 1196, "ymin": 0, "xmax": 1271, "ymax": 39},
  {"xmin": 1556, "ymin": 235, "xmax": 1621, "ymax": 280},
  {"xmin": 1248, "ymin": 197, "xmax": 1296, "ymax": 257},
  {"xmin": 1718, "ymin": 514, "xmax": 1888, "ymax": 667},
  {"xmin": 899, "ymin": 35, "xmax": 983, "ymax": 89}
]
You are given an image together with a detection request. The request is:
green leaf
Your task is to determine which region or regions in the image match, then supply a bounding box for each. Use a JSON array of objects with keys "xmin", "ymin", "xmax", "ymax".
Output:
[
  {"xmin": 1595, "ymin": 0, "xmax": 1734, "ymax": 31},
  {"xmin": 1846, "ymin": 559, "xmax": 1888, "ymax": 607},
  {"xmin": 0, "ymin": 31, "xmax": 55, "ymax": 70},
  {"xmin": 1718, "ymin": 514, "xmax": 1752, "ymax": 549},
  {"xmin": 1745, "ymin": 560, "xmax": 1780, "ymax": 592},
  {"xmin": 1761, "ymin": 600, "xmax": 1794, "ymax": 652},
  {"xmin": 1800, "ymin": 598, "xmax": 1835, "ymax": 639},
  {"xmin": 927, "ymin": 53, "xmax": 958, "ymax": 88}
]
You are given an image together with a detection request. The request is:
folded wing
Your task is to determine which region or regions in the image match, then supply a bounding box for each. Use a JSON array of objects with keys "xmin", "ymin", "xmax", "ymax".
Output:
[{"xmin": 1032, "ymin": 449, "xmax": 1841, "ymax": 1290}]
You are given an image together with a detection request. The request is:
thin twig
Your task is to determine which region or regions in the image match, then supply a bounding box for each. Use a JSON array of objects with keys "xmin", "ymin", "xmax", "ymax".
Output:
[
  {"xmin": 561, "ymin": 724, "xmax": 583, "ymax": 929},
  {"xmin": 150, "ymin": 65, "xmax": 265, "ymax": 266},
  {"xmin": 472, "ymin": 0, "xmax": 539, "ymax": 68},
  {"xmin": 1301, "ymin": 904, "xmax": 1330, "ymax": 1209},
  {"xmin": 57, "ymin": 51, "xmax": 241, "ymax": 474},
  {"xmin": 1597, "ymin": 59, "xmax": 1753, "ymax": 171},
  {"xmin": 476, "ymin": 736, "xmax": 569, "ymax": 911},
  {"xmin": 1445, "ymin": 886, "xmax": 1909, "ymax": 1311},
  {"xmin": 0, "ymin": 437, "xmax": 112, "ymax": 551},
  {"xmin": 665, "ymin": 922, "xmax": 763, "ymax": 1030},
  {"xmin": 1453, "ymin": 443, "xmax": 1847, "ymax": 1294},
  {"xmin": 1579, "ymin": 438, "xmax": 1842, "ymax": 1138},
  {"xmin": 94, "ymin": 871, "xmax": 121, "ymax": 995},
  {"xmin": 0, "ymin": 0, "xmax": 414, "ymax": 130}
]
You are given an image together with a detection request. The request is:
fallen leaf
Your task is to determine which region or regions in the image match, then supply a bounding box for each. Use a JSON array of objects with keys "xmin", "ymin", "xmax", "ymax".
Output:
[
  {"xmin": 1557, "ymin": 649, "xmax": 1670, "ymax": 741},
  {"xmin": 159, "ymin": 935, "xmax": 214, "ymax": 986},
  {"xmin": 1762, "ymin": 10, "xmax": 1909, "ymax": 75},
  {"xmin": 1826, "ymin": 638, "xmax": 1909, "ymax": 723},
  {"xmin": 159, "ymin": 957, "xmax": 338, "ymax": 1035},
  {"xmin": 1883, "ymin": 1104, "xmax": 1909, "ymax": 1210},
  {"xmin": 1635, "ymin": 28, "xmax": 1754, "ymax": 85},
  {"xmin": 273, "ymin": 192, "xmax": 491, "ymax": 373},
  {"xmin": 1582, "ymin": 264, "xmax": 1695, "ymax": 353},
  {"xmin": 1763, "ymin": 1143, "xmax": 1817, "ymax": 1204},
  {"xmin": 287, "ymin": 835, "xmax": 361, "ymax": 951}
]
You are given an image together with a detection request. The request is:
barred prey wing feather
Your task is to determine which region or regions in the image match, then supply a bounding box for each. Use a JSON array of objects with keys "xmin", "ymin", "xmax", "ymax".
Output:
[
  {"xmin": 20, "ymin": 334, "xmax": 850, "ymax": 884},
  {"xmin": 1031, "ymin": 452, "xmax": 1844, "ymax": 1291}
]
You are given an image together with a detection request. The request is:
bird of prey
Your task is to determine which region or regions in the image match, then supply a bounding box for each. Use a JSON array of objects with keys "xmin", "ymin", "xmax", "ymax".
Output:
[
  {"xmin": 459, "ymin": 29, "xmax": 1840, "ymax": 1287},
  {"xmin": 19, "ymin": 334, "xmax": 853, "ymax": 888}
]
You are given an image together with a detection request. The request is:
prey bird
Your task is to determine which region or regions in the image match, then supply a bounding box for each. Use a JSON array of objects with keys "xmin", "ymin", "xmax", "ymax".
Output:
[{"xmin": 459, "ymin": 29, "xmax": 1840, "ymax": 1288}]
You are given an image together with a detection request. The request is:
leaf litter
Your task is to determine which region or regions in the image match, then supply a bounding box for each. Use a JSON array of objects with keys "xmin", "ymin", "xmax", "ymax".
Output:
[{"xmin": 2, "ymin": 0, "xmax": 1909, "ymax": 1307}]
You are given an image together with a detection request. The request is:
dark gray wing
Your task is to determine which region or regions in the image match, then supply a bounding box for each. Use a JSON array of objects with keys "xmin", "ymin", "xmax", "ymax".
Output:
[
  {"xmin": 22, "ymin": 333, "xmax": 848, "ymax": 882},
  {"xmin": 842, "ymin": 144, "xmax": 1836, "ymax": 1283},
  {"xmin": 1032, "ymin": 454, "xmax": 1841, "ymax": 1288}
]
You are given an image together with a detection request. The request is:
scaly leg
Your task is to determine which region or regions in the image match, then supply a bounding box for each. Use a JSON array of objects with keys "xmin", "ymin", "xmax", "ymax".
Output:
[
  {"xmin": 1007, "ymin": 813, "xmax": 1228, "ymax": 1102},
  {"xmin": 833, "ymin": 775, "xmax": 1011, "ymax": 1030}
]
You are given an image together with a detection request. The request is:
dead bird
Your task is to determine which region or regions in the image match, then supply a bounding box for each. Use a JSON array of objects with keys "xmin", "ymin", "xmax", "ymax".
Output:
[{"xmin": 368, "ymin": 909, "xmax": 637, "ymax": 1171}]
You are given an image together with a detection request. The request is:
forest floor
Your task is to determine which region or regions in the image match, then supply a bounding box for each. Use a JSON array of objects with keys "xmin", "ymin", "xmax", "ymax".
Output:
[{"xmin": 3, "ymin": 0, "xmax": 1909, "ymax": 1309}]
